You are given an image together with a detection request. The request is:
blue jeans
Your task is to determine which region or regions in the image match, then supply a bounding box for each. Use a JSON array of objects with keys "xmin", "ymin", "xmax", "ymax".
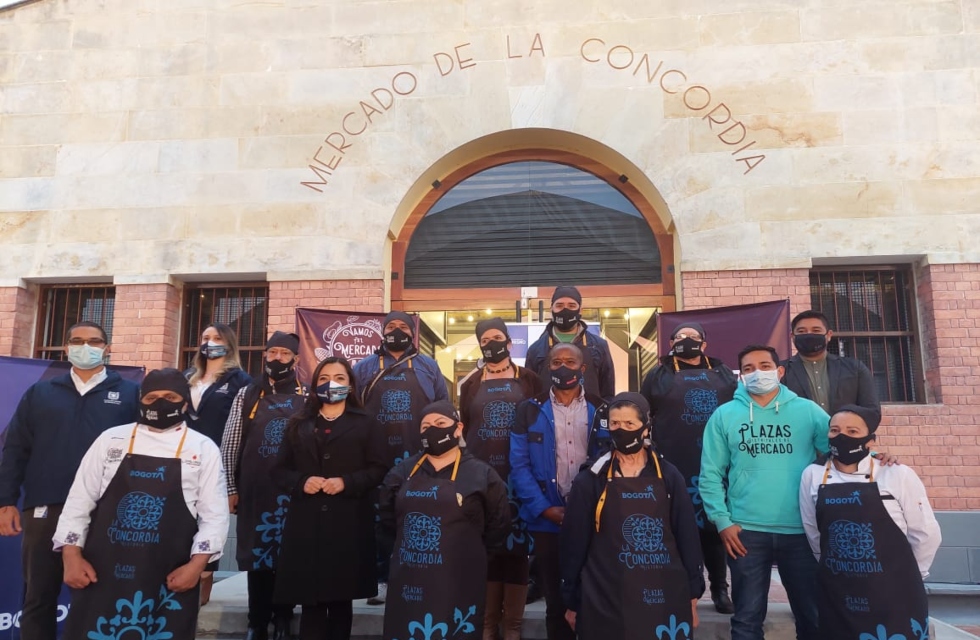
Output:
[{"xmin": 727, "ymin": 529, "xmax": 819, "ymax": 640}]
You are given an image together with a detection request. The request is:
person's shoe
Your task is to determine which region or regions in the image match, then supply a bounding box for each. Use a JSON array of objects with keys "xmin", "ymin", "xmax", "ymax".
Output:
[
  {"xmin": 245, "ymin": 627, "xmax": 269, "ymax": 640},
  {"xmin": 367, "ymin": 582, "xmax": 387, "ymax": 605},
  {"xmin": 524, "ymin": 579, "xmax": 542, "ymax": 605},
  {"xmin": 272, "ymin": 617, "xmax": 290, "ymax": 640},
  {"xmin": 711, "ymin": 587, "xmax": 734, "ymax": 614}
]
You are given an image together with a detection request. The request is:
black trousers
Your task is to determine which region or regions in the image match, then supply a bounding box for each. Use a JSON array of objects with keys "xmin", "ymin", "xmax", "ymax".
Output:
[
  {"xmin": 533, "ymin": 532, "xmax": 574, "ymax": 640},
  {"xmin": 300, "ymin": 600, "xmax": 353, "ymax": 640},
  {"xmin": 248, "ymin": 570, "xmax": 294, "ymax": 628},
  {"xmin": 700, "ymin": 524, "xmax": 729, "ymax": 591},
  {"xmin": 20, "ymin": 504, "xmax": 65, "ymax": 640}
]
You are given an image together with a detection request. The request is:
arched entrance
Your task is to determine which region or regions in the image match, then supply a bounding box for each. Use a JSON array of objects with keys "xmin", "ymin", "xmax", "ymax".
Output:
[{"xmin": 389, "ymin": 135, "xmax": 676, "ymax": 394}]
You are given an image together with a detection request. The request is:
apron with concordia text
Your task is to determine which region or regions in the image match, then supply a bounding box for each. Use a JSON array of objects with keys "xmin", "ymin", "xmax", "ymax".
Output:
[
  {"xmin": 652, "ymin": 361, "xmax": 734, "ymax": 530},
  {"xmin": 383, "ymin": 453, "xmax": 486, "ymax": 640},
  {"xmin": 816, "ymin": 460, "xmax": 930, "ymax": 640},
  {"xmin": 364, "ymin": 355, "xmax": 427, "ymax": 468},
  {"xmin": 235, "ymin": 382, "xmax": 303, "ymax": 571},
  {"xmin": 63, "ymin": 426, "xmax": 200, "ymax": 640},
  {"xmin": 578, "ymin": 454, "xmax": 694, "ymax": 640},
  {"xmin": 464, "ymin": 369, "xmax": 533, "ymax": 557}
]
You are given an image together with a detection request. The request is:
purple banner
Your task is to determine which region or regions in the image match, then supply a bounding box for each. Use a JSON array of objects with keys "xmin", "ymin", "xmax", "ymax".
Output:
[
  {"xmin": 0, "ymin": 357, "xmax": 144, "ymax": 640},
  {"xmin": 657, "ymin": 300, "xmax": 792, "ymax": 370}
]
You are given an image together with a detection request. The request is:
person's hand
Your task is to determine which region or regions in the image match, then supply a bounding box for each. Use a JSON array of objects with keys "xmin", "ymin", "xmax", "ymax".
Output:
[
  {"xmin": 166, "ymin": 558, "xmax": 208, "ymax": 593},
  {"xmin": 691, "ymin": 599, "xmax": 700, "ymax": 628},
  {"xmin": 719, "ymin": 524, "xmax": 747, "ymax": 559},
  {"xmin": 871, "ymin": 450, "xmax": 900, "ymax": 466},
  {"xmin": 304, "ymin": 476, "xmax": 327, "ymax": 494},
  {"xmin": 564, "ymin": 610, "xmax": 576, "ymax": 631},
  {"xmin": 322, "ymin": 478, "xmax": 345, "ymax": 495},
  {"xmin": 543, "ymin": 506, "xmax": 565, "ymax": 526},
  {"xmin": 228, "ymin": 494, "xmax": 239, "ymax": 514},
  {"xmin": 0, "ymin": 507, "xmax": 21, "ymax": 536},
  {"xmin": 63, "ymin": 550, "xmax": 98, "ymax": 589}
]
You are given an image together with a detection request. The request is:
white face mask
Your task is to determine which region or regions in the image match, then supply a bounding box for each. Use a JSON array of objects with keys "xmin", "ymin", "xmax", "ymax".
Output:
[
  {"xmin": 741, "ymin": 369, "xmax": 780, "ymax": 395},
  {"xmin": 67, "ymin": 344, "xmax": 106, "ymax": 370}
]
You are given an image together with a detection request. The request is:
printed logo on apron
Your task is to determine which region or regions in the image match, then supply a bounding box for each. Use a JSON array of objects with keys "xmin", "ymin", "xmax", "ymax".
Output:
[
  {"xmin": 618, "ymin": 515, "xmax": 671, "ymax": 569},
  {"xmin": 825, "ymin": 519, "xmax": 883, "ymax": 576},
  {"xmin": 258, "ymin": 417, "xmax": 288, "ymax": 458},
  {"xmin": 253, "ymin": 494, "xmax": 290, "ymax": 570},
  {"xmin": 107, "ymin": 491, "xmax": 166, "ymax": 547},
  {"xmin": 87, "ymin": 588, "xmax": 188, "ymax": 640},
  {"xmin": 380, "ymin": 387, "xmax": 413, "ymax": 423}
]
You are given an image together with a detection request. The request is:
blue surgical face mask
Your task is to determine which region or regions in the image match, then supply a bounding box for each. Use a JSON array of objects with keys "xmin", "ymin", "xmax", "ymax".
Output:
[
  {"xmin": 317, "ymin": 380, "xmax": 351, "ymax": 404},
  {"xmin": 200, "ymin": 340, "xmax": 228, "ymax": 360},
  {"xmin": 741, "ymin": 369, "xmax": 781, "ymax": 395},
  {"xmin": 67, "ymin": 344, "xmax": 105, "ymax": 370}
]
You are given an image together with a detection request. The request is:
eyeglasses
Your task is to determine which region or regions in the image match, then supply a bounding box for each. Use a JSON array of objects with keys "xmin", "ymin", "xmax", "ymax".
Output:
[
  {"xmin": 673, "ymin": 333, "xmax": 702, "ymax": 341},
  {"xmin": 67, "ymin": 338, "xmax": 106, "ymax": 347},
  {"xmin": 610, "ymin": 421, "xmax": 643, "ymax": 429}
]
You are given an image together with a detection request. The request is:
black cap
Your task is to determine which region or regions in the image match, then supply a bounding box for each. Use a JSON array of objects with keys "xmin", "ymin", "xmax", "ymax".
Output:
[
  {"xmin": 551, "ymin": 286, "xmax": 582, "ymax": 305},
  {"xmin": 608, "ymin": 392, "xmax": 652, "ymax": 425},
  {"xmin": 419, "ymin": 401, "xmax": 459, "ymax": 425},
  {"xmin": 266, "ymin": 331, "xmax": 299, "ymax": 354},
  {"xmin": 671, "ymin": 322, "xmax": 706, "ymax": 341},
  {"xmin": 833, "ymin": 404, "xmax": 882, "ymax": 434},
  {"xmin": 383, "ymin": 311, "xmax": 415, "ymax": 335},
  {"xmin": 475, "ymin": 318, "xmax": 509, "ymax": 340},
  {"xmin": 140, "ymin": 368, "xmax": 191, "ymax": 402}
]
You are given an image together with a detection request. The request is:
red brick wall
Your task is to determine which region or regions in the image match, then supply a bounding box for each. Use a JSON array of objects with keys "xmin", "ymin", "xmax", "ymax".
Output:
[
  {"xmin": 266, "ymin": 280, "xmax": 386, "ymax": 333},
  {"xmin": 0, "ymin": 285, "xmax": 37, "ymax": 357},
  {"xmin": 109, "ymin": 283, "xmax": 182, "ymax": 371},
  {"xmin": 682, "ymin": 265, "xmax": 980, "ymax": 510}
]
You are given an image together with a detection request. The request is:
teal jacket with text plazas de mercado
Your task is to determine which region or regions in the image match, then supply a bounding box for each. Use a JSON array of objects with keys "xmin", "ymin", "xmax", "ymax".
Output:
[{"xmin": 699, "ymin": 384, "xmax": 830, "ymax": 535}]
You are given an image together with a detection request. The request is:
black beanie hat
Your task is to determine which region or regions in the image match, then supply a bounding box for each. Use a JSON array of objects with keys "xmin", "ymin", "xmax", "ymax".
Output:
[
  {"xmin": 419, "ymin": 401, "xmax": 460, "ymax": 425},
  {"xmin": 671, "ymin": 321, "xmax": 707, "ymax": 341},
  {"xmin": 140, "ymin": 368, "xmax": 191, "ymax": 402},
  {"xmin": 475, "ymin": 318, "xmax": 509, "ymax": 340},
  {"xmin": 833, "ymin": 404, "xmax": 882, "ymax": 434},
  {"xmin": 266, "ymin": 331, "xmax": 300, "ymax": 353},
  {"xmin": 551, "ymin": 286, "xmax": 582, "ymax": 305},
  {"xmin": 383, "ymin": 311, "xmax": 415, "ymax": 335},
  {"xmin": 608, "ymin": 392, "xmax": 652, "ymax": 425}
]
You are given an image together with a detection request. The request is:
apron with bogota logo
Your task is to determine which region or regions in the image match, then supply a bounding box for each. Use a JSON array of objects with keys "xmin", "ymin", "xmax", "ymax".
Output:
[
  {"xmin": 652, "ymin": 361, "xmax": 734, "ymax": 530},
  {"xmin": 364, "ymin": 354, "xmax": 427, "ymax": 468},
  {"xmin": 383, "ymin": 453, "xmax": 486, "ymax": 640},
  {"xmin": 235, "ymin": 383, "xmax": 302, "ymax": 571},
  {"xmin": 464, "ymin": 370, "xmax": 533, "ymax": 557},
  {"xmin": 816, "ymin": 460, "xmax": 930, "ymax": 640},
  {"xmin": 578, "ymin": 454, "xmax": 694, "ymax": 640},
  {"xmin": 63, "ymin": 425, "xmax": 200, "ymax": 640}
]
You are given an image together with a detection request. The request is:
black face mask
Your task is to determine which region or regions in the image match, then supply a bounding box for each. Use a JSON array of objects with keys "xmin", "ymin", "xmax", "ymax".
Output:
[
  {"xmin": 552, "ymin": 308, "xmax": 581, "ymax": 331},
  {"xmin": 265, "ymin": 358, "xmax": 294, "ymax": 381},
  {"xmin": 550, "ymin": 365, "xmax": 582, "ymax": 390},
  {"xmin": 139, "ymin": 398, "xmax": 186, "ymax": 430},
  {"xmin": 672, "ymin": 337, "xmax": 703, "ymax": 359},
  {"xmin": 481, "ymin": 339, "xmax": 510, "ymax": 364},
  {"xmin": 829, "ymin": 433, "xmax": 875, "ymax": 465},
  {"xmin": 794, "ymin": 333, "xmax": 827, "ymax": 357},
  {"xmin": 421, "ymin": 424, "xmax": 459, "ymax": 456},
  {"xmin": 384, "ymin": 328, "xmax": 413, "ymax": 352},
  {"xmin": 611, "ymin": 428, "xmax": 647, "ymax": 455}
]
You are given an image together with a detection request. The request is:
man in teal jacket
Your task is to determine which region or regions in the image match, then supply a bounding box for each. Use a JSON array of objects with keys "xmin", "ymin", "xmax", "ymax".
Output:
[{"xmin": 699, "ymin": 344, "xmax": 829, "ymax": 640}]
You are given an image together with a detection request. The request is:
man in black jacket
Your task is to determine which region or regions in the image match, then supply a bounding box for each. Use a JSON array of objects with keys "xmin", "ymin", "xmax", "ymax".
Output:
[
  {"xmin": 781, "ymin": 310, "xmax": 881, "ymax": 418},
  {"xmin": 0, "ymin": 321, "xmax": 140, "ymax": 640},
  {"xmin": 640, "ymin": 321, "xmax": 737, "ymax": 613}
]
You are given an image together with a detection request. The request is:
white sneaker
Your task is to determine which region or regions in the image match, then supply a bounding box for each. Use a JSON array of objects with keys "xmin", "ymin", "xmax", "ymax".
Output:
[{"xmin": 367, "ymin": 582, "xmax": 387, "ymax": 605}]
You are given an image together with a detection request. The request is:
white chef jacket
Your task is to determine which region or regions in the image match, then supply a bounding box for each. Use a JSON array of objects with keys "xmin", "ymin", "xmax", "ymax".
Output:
[
  {"xmin": 799, "ymin": 456, "xmax": 942, "ymax": 579},
  {"xmin": 53, "ymin": 422, "xmax": 229, "ymax": 561}
]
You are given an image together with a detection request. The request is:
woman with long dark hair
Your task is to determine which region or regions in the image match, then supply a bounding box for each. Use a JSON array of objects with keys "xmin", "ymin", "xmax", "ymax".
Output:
[{"xmin": 273, "ymin": 357, "xmax": 388, "ymax": 640}]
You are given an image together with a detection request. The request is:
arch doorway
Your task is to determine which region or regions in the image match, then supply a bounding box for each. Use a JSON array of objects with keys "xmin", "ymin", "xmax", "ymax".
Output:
[{"xmin": 390, "ymin": 147, "xmax": 675, "ymax": 394}]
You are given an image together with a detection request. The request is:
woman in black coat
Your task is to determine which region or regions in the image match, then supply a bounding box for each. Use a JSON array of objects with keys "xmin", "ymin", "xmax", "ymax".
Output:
[{"xmin": 274, "ymin": 357, "xmax": 388, "ymax": 640}]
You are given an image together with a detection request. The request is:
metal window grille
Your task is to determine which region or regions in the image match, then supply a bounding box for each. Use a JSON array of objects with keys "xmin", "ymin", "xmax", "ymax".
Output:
[
  {"xmin": 809, "ymin": 267, "xmax": 923, "ymax": 403},
  {"xmin": 181, "ymin": 284, "xmax": 269, "ymax": 377},
  {"xmin": 34, "ymin": 285, "xmax": 116, "ymax": 361}
]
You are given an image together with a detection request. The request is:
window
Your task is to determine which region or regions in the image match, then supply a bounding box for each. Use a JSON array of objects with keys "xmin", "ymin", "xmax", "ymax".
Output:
[
  {"xmin": 181, "ymin": 284, "xmax": 269, "ymax": 378},
  {"xmin": 809, "ymin": 267, "xmax": 923, "ymax": 403},
  {"xmin": 34, "ymin": 285, "xmax": 116, "ymax": 361}
]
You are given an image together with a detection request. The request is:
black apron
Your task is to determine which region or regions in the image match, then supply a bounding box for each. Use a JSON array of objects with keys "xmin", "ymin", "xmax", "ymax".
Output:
[
  {"xmin": 578, "ymin": 454, "xmax": 694, "ymax": 640},
  {"xmin": 64, "ymin": 425, "xmax": 200, "ymax": 640},
  {"xmin": 652, "ymin": 360, "xmax": 734, "ymax": 530},
  {"xmin": 816, "ymin": 460, "xmax": 930, "ymax": 640},
  {"xmin": 236, "ymin": 382, "xmax": 303, "ymax": 571},
  {"xmin": 383, "ymin": 453, "xmax": 486, "ymax": 640},
  {"xmin": 464, "ymin": 369, "xmax": 534, "ymax": 557},
  {"xmin": 364, "ymin": 354, "xmax": 427, "ymax": 468}
]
